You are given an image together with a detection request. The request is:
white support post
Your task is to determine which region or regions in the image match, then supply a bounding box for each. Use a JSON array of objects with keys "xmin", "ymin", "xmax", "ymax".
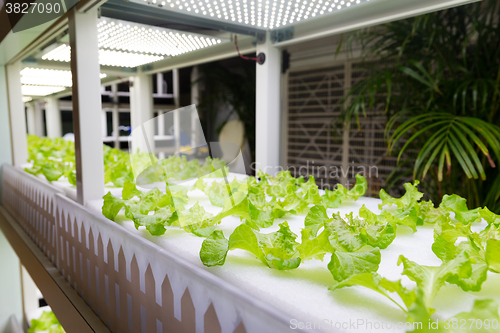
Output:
[
  {"xmin": 190, "ymin": 66, "xmax": 199, "ymax": 148},
  {"xmin": 172, "ymin": 68, "xmax": 181, "ymax": 153},
  {"xmin": 45, "ymin": 97, "xmax": 62, "ymax": 138},
  {"xmin": 0, "ymin": 66, "xmax": 14, "ymax": 203},
  {"xmin": 6, "ymin": 62, "xmax": 28, "ymax": 167},
  {"xmin": 101, "ymin": 110, "xmax": 107, "ymax": 137},
  {"xmin": 34, "ymin": 101, "xmax": 44, "ymax": 137},
  {"xmin": 173, "ymin": 109, "xmax": 181, "ymax": 153},
  {"xmin": 158, "ymin": 111, "xmax": 165, "ymax": 137},
  {"xmin": 129, "ymin": 70, "xmax": 154, "ymax": 154},
  {"xmin": 69, "ymin": 7, "xmax": 104, "ymax": 205},
  {"xmin": 255, "ymin": 34, "xmax": 281, "ymax": 175},
  {"xmin": 157, "ymin": 110, "xmax": 165, "ymax": 159},
  {"xmin": 26, "ymin": 103, "xmax": 36, "ymax": 135},
  {"xmin": 341, "ymin": 62, "xmax": 352, "ymax": 187},
  {"xmin": 173, "ymin": 68, "xmax": 180, "ymax": 108},
  {"xmin": 157, "ymin": 72, "xmax": 165, "ymax": 96},
  {"xmin": 111, "ymin": 84, "xmax": 120, "ymax": 149}
]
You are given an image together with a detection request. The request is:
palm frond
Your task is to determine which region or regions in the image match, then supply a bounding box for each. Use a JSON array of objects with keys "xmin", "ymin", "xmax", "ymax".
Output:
[{"xmin": 388, "ymin": 113, "xmax": 500, "ymax": 182}]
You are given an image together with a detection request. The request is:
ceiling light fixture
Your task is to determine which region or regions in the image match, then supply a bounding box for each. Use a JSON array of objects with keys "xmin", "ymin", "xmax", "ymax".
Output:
[
  {"xmin": 20, "ymin": 67, "xmax": 106, "ymax": 87},
  {"xmin": 41, "ymin": 17, "xmax": 227, "ymax": 68},
  {"xmin": 128, "ymin": 0, "xmax": 371, "ymax": 29},
  {"xmin": 22, "ymin": 85, "xmax": 66, "ymax": 96},
  {"xmin": 97, "ymin": 18, "xmax": 223, "ymax": 56},
  {"xmin": 42, "ymin": 45, "xmax": 164, "ymax": 67}
]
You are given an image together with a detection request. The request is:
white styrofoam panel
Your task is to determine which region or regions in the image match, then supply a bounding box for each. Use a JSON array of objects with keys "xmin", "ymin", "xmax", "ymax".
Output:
[{"xmin": 5, "ymin": 165, "xmax": 500, "ymax": 333}]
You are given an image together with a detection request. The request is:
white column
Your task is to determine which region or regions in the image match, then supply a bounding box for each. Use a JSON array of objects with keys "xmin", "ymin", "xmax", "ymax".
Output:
[
  {"xmin": 0, "ymin": 231, "xmax": 23, "ymax": 329},
  {"xmin": 173, "ymin": 109, "xmax": 181, "ymax": 153},
  {"xmin": 26, "ymin": 103, "xmax": 36, "ymax": 135},
  {"xmin": 69, "ymin": 7, "xmax": 104, "ymax": 205},
  {"xmin": 157, "ymin": 72, "xmax": 165, "ymax": 96},
  {"xmin": 173, "ymin": 69, "xmax": 180, "ymax": 108},
  {"xmin": 101, "ymin": 109, "xmax": 107, "ymax": 137},
  {"xmin": 21, "ymin": 267, "xmax": 39, "ymax": 318},
  {"xmin": 172, "ymin": 69, "xmax": 181, "ymax": 153},
  {"xmin": 158, "ymin": 111, "xmax": 165, "ymax": 137},
  {"xmin": 0, "ymin": 66, "xmax": 14, "ymax": 174},
  {"xmin": 34, "ymin": 101, "xmax": 44, "ymax": 137},
  {"xmin": 190, "ymin": 66, "xmax": 199, "ymax": 148},
  {"xmin": 341, "ymin": 62, "xmax": 352, "ymax": 187},
  {"xmin": 111, "ymin": 84, "xmax": 120, "ymax": 149},
  {"xmin": 129, "ymin": 70, "xmax": 154, "ymax": 154},
  {"xmin": 157, "ymin": 110, "xmax": 165, "ymax": 159},
  {"xmin": 45, "ymin": 97, "xmax": 62, "ymax": 138},
  {"xmin": 6, "ymin": 62, "xmax": 28, "ymax": 166},
  {"xmin": 255, "ymin": 33, "xmax": 281, "ymax": 175}
]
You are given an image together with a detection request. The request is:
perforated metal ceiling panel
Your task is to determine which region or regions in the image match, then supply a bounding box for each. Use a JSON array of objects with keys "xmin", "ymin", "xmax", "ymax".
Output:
[{"xmin": 128, "ymin": 0, "xmax": 376, "ymax": 30}]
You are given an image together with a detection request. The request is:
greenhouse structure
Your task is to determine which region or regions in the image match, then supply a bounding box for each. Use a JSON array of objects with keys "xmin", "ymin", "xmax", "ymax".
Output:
[{"xmin": 1, "ymin": 0, "xmax": 499, "ymax": 332}]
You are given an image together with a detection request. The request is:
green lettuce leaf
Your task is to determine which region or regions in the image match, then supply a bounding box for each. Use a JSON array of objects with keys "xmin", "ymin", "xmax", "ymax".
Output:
[
  {"xmin": 128, "ymin": 206, "xmax": 177, "ymax": 236},
  {"xmin": 228, "ymin": 223, "xmax": 268, "ymax": 266},
  {"xmin": 347, "ymin": 174, "xmax": 368, "ymax": 200},
  {"xmin": 328, "ymin": 248, "xmax": 381, "ymax": 282},
  {"xmin": 451, "ymin": 299, "xmax": 500, "ymax": 333},
  {"xmin": 320, "ymin": 187, "xmax": 347, "ymax": 208},
  {"xmin": 304, "ymin": 205, "xmax": 329, "ymax": 237},
  {"xmin": 122, "ymin": 180, "xmax": 142, "ymax": 200},
  {"xmin": 480, "ymin": 208, "xmax": 500, "ymax": 226},
  {"xmin": 102, "ymin": 192, "xmax": 127, "ymax": 221},
  {"xmin": 440, "ymin": 194, "xmax": 481, "ymax": 225},
  {"xmin": 327, "ymin": 214, "xmax": 365, "ymax": 252},
  {"xmin": 297, "ymin": 228, "xmax": 333, "ymax": 261},
  {"xmin": 379, "ymin": 181, "xmax": 423, "ymax": 210},
  {"xmin": 28, "ymin": 311, "xmax": 65, "ymax": 333},
  {"xmin": 398, "ymin": 253, "xmax": 471, "ymax": 317},
  {"xmin": 485, "ymin": 239, "xmax": 500, "ymax": 273},
  {"xmin": 41, "ymin": 163, "xmax": 63, "ymax": 182},
  {"xmin": 177, "ymin": 202, "xmax": 214, "ymax": 236},
  {"xmin": 329, "ymin": 272, "xmax": 414, "ymax": 312},
  {"xmin": 199, "ymin": 230, "xmax": 229, "ymax": 266},
  {"xmin": 200, "ymin": 222, "xmax": 301, "ymax": 270},
  {"xmin": 259, "ymin": 221, "xmax": 301, "ymax": 270}
]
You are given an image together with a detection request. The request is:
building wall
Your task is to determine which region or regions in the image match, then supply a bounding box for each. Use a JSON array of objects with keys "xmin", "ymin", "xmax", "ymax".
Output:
[{"xmin": 283, "ymin": 35, "xmax": 409, "ymax": 196}]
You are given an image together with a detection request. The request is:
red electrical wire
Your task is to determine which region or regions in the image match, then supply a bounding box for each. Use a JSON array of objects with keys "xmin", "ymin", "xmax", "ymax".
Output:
[{"xmin": 235, "ymin": 35, "xmax": 261, "ymax": 62}]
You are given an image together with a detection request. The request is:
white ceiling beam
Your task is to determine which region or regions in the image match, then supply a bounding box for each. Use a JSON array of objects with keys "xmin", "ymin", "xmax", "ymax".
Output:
[
  {"xmin": 274, "ymin": 0, "xmax": 481, "ymax": 47},
  {"xmin": 22, "ymin": 59, "xmax": 138, "ymax": 77},
  {"xmin": 143, "ymin": 34, "xmax": 255, "ymax": 75},
  {"xmin": 1, "ymin": 0, "xmax": 113, "ymax": 66},
  {"xmin": 1, "ymin": 17, "xmax": 66, "ymax": 66},
  {"xmin": 58, "ymin": 100, "xmax": 177, "ymax": 112},
  {"xmin": 28, "ymin": 75, "xmax": 129, "ymax": 101},
  {"xmin": 76, "ymin": 0, "xmax": 109, "ymax": 13}
]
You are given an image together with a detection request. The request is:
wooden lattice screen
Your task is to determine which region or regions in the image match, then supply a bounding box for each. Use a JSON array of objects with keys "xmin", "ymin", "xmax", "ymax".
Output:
[{"xmin": 285, "ymin": 60, "xmax": 407, "ymax": 197}]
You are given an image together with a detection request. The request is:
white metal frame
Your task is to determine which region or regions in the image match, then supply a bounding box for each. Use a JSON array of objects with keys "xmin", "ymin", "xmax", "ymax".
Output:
[
  {"xmin": 69, "ymin": 7, "xmax": 105, "ymax": 205},
  {"xmin": 274, "ymin": 0, "xmax": 480, "ymax": 47},
  {"xmin": 26, "ymin": 103, "xmax": 36, "ymax": 135},
  {"xmin": 6, "ymin": 62, "xmax": 28, "ymax": 167},
  {"xmin": 255, "ymin": 32, "xmax": 281, "ymax": 175}
]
